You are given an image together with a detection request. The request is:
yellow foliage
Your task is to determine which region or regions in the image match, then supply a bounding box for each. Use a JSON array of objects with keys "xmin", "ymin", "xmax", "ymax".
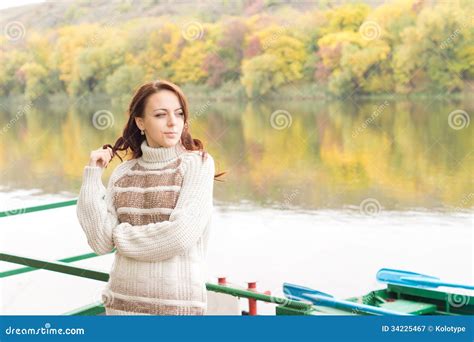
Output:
[
  {"xmin": 172, "ymin": 40, "xmax": 209, "ymax": 84},
  {"xmin": 55, "ymin": 24, "xmax": 102, "ymax": 86}
]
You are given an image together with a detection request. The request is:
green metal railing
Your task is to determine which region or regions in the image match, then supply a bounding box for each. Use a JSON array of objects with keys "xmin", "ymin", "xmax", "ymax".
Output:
[
  {"xmin": 0, "ymin": 252, "xmax": 313, "ymax": 315},
  {"xmin": 1, "ymin": 199, "xmax": 110, "ymax": 279},
  {"xmin": 0, "ymin": 199, "xmax": 77, "ymax": 218},
  {"xmin": 0, "ymin": 252, "xmax": 104, "ymax": 278},
  {"xmin": 1, "ymin": 200, "xmax": 314, "ymax": 315}
]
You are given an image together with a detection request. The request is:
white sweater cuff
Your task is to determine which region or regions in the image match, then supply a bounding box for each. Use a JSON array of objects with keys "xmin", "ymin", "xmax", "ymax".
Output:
[{"xmin": 82, "ymin": 166, "xmax": 104, "ymax": 188}]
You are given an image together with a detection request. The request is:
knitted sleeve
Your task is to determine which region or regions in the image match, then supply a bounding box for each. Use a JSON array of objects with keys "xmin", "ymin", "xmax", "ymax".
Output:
[
  {"xmin": 76, "ymin": 164, "xmax": 122, "ymax": 255},
  {"xmin": 112, "ymin": 153, "xmax": 215, "ymax": 262}
]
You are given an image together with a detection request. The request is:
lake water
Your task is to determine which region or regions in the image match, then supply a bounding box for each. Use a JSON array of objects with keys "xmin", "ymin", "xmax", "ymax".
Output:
[{"xmin": 0, "ymin": 95, "xmax": 473, "ymax": 314}]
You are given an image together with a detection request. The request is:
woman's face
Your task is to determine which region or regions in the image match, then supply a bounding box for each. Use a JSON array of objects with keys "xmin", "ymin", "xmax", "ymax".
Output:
[{"xmin": 135, "ymin": 90, "xmax": 185, "ymax": 148}]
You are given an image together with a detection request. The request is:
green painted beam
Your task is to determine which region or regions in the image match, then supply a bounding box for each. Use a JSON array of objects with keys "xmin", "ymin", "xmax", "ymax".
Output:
[
  {"xmin": 0, "ymin": 251, "xmax": 114, "ymax": 278},
  {"xmin": 0, "ymin": 199, "xmax": 77, "ymax": 218},
  {"xmin": 0, "ymin": 253, "xmax": 109, "ymax": 281},
  {"xmin": 1, "ymin": 252, "xmax": 313, "ymax": 313}
]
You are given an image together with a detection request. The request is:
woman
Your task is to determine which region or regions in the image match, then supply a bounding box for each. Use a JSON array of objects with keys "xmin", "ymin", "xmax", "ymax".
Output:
[{"xmin": 76, "ymin": 80, "xmax": 224, "ymax": 315}]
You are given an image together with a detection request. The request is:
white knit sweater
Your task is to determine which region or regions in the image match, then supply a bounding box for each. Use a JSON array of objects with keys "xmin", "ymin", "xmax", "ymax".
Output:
[{"xmin": 76, "ymin": 140, "xmax": 214, "ymax": 315}]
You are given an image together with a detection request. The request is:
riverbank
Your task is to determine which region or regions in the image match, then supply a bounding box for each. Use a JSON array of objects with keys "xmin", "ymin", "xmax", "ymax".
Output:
[{"xmin": 1, "ymin": 83, "xmax": 472, "ymax": 110}]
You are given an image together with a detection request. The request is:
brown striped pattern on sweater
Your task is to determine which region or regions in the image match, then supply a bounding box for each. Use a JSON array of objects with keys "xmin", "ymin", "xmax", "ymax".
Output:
[
  {"xmin": 114, "ymin": 191, "xmax": 179, "ymax": 209},
  {"xmin": 113, "ymin": 159, "xmax": 184, "ymax": 225},
  {"xmin": 104, "ymin": 296, "xmax": 205, "ymax": 315}
]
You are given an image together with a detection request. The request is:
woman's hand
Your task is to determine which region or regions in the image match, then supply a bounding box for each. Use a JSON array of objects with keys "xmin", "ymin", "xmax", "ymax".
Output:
[{"xmin": 88, "ymin": 146, "xmax": 113, "ymax": 168}]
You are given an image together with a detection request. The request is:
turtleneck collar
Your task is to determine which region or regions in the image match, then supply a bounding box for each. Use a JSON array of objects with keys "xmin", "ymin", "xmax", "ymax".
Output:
[{"xmin": 140, "ymin": 139, "xmax": 186, "ymax": 163}]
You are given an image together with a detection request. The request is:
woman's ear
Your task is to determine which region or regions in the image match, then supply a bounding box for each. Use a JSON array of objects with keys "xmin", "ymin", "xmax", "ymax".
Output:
[{"xmin": 135, "ymin": 117, "xmax": 144, "ymax": 131}]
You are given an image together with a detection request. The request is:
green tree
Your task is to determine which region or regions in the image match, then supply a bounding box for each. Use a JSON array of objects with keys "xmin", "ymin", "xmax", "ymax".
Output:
[
  {"xmin": 0, "ymin": 47, "xmax": 28, "ymax": 96},
  {"xmin": 105, "ymin": 64, "xmax": 146, "ymax": 97},
  {"xmin": 18, "ymin": 62, "xmax": 49, "ymax": 99},
  {"xmin": 241, "ymin": 54, "xmax": 283, "ymax": 98},
  {"xmin": 393, "ymin": 5, "xmax": 472, "ymax": 93},
  {"xmin": 69, "ymin": 40, "xmax": 126, "ymax": 96}
]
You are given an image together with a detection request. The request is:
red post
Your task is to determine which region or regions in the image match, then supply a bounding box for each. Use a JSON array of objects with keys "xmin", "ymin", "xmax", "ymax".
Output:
[{"xmin": 247, "ymin": 281, "xmax": 257, "ymax": 315}]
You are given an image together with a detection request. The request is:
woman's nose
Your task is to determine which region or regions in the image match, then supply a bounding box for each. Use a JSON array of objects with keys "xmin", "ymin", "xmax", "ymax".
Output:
[{"xmin": 167, "ymin": 115, "xmax": 176, "ymax": 126}]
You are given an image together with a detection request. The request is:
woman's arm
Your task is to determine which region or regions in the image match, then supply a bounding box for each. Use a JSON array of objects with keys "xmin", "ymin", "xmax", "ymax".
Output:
[
  {"xmin": 112, "ymin": 154, "xmax": 215, "ymax": 263},
  {"xmin": 76, "ymin": 166, "xmax": 119, "ymax": 255}
]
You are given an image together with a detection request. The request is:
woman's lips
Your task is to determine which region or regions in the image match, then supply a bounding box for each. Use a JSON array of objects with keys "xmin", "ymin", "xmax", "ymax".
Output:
[{"xmin": 164, "ymin": 132, "xmax": 177, "ymax": 137}]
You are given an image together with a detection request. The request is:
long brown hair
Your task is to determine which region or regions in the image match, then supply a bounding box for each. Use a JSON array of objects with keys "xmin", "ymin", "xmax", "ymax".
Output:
[{"xmin": 104, "ymin": 80, "xmax": 225, "ymax": 181}]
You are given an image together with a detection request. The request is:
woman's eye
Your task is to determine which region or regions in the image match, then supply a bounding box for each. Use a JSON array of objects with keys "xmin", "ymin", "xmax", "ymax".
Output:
[
  {"xmin": 155, "ymin": 113, "xmax": 165, "ymax": 117},
  {"xmin": 178, "ymin": 112, "xmax": 184, "ymax": 116}
]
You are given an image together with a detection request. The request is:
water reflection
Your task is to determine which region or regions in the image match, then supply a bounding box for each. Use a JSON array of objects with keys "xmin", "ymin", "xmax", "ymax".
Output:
[{"xmin": 0, "ymin": 94, "xmax": 472, "ymax": 211}]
